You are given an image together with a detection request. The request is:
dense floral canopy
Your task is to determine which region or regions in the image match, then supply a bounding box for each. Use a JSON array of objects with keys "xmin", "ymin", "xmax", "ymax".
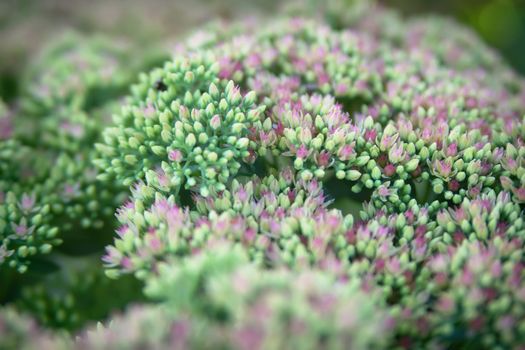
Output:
[{"xmin": 1, "ymin": 2, "xmax": 524, "ymax": 349}]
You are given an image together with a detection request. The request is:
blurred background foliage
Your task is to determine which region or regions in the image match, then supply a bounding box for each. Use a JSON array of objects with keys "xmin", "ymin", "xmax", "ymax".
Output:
[
  {"xmin": 1, "ymin": 0, "xmax": 524, "ymax": 102},
  {"xmin": 0, "ymin": 0, "xmax": 277, "ymax": 102},
  {"xmin": 379, "ymin": 0, "xmax": 525, "ymax": 76}
]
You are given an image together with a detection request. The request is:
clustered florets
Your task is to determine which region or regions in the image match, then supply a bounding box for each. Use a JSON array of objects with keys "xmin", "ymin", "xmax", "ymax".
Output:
[
  {"xmin": 0, "ymin": 32, "xmax": 166, "ymax": 271},
  {"xmin": 139, "ymin": 246, "xmax": 390, "ymax": 349},
  {"xmin": 96, "ymin": 14, "xmax": 525, "ymax": 348},
  {"xmin": 95, "ymin": 56, "xmax": 266, "ymax": 197},
  {"xmin": 1, "ymin": 1, "xmax": 525, "ymax": 349}
]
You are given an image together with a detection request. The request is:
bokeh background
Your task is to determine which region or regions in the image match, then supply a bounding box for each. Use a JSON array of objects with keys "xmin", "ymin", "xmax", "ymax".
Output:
[
  {"xmin": 380, "ymin": 0, "xmax": 525, "ymax": 75},
  {"xmin": 1, "ymin": 0, "xmax": 524, "ymax": 101}
]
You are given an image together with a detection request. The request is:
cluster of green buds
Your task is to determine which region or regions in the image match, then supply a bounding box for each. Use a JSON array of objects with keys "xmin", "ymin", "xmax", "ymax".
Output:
[
  {"xmin": 0, "ymin": 31, "xmax": 164, "ymax": 272},
  {"xmin": 434, "ymin": 190, "xmax": 524, "ymax": 242},
  {"xmin": 0, "ymin": 140, "xmax": 60, "ymax": 272},
  {"xmin": 103, "ymin": 171, "xmax": 357, "ymax": 278},
  {"xmin": 500, "ymin": 143, "xmax": 525, "ymax": 203},
  {"xmin": 401, "ymin": 237, "xmax": 525, "ymax": 348},
  {"xmin": 0, "ymin": 127, "xmax": 125, "ymax": 271},
  {"xmin": 1, "ymin": 149, "xmax": 128, "ymax": 271},
  {"xmin": 17, "ymin": 31, "xmax": 168, "ymax": 154},
  {"xmin": 95, "ymin": 54, "xmax": 266, "ymax": 197}
]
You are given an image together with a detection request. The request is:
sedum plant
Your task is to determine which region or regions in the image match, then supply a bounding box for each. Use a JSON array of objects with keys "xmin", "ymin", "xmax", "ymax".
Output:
[
  {"xmin": 1, "ymin": 1, "xmax": 524, "ymax": 349},
  {"xmin": 96, "ymin": 12, "xmax": 524, "ymax": 349}
]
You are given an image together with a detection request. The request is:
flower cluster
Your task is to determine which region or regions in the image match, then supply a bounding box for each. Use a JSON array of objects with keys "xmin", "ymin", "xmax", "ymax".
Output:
[
  {"xmin": 95, "ymin": 55, "xmax": 266, "ymax": 198},
  {"xmin": 0, "ymin": 32, "xmax": 165, "ymax": 272},
  {"xmin": 91, "ymin": 246, "xmax": 391, "ymax": 349},
  {"xmin": 97, "ymin": 11, "xmax": 524, "ymax": 348},
  {"xmin": 0, "ymin": 139, "xmax": 60, "ymax": 271},
  {"xmin": 392, "ymin": 237, "xmax": 525, "ymax": 348},
  {"xmin": 103, "ymin": 170, "xmax": 356, "ymax": 278}
]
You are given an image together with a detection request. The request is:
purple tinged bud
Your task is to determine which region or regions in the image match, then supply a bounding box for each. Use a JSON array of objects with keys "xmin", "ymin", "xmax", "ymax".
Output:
[
  {"xmin": 144, "ymin": 103, "xmax": 155, "ymax": 118},
  {"xmin": 210, "ymin": 114, "xmax": 221, "ymax": 130},
  {"xmin": 397, "ymin": 118, "xmax": 413, "ymax": 137},
  {"xmin": 460, "ymin": 269, "xmax": 474, "ymax": 286},
  {"xmin": 491, "ymin": 260, "xmax": 502, "ymax": 278},
  {"xmin": 11, "ymin": 219, "xmax": 32, "ymax": 236},
  {"xmin": 296, "ymin": 144, "xmax": 309, "ymax": 159},
  {"xmin": 155, "ymin": 169, "xmax": 170, "ymax": 188},
  {"xmin": 168, "ymin": 150, "xmax": 183, "ymax": 162},
  {"xmin": 448, "ymin": 179, "xmax": 460, "ymax": 192},
  {"xmin": 434, "ymin": 159, "xmax": 453, "ymax": 178},
  {"xmin": 492, "ymin": 147, "xmax": 504, "ymax": 162},
  {"xmin": 437, "ymin": 211, "xmax": 451, "ymax": 226},
  {"xmin": 377, "ymin": 185, "xmax": 391, "ymax": 198},
  {"xmin": 169, "ymin": 320, "xmax": 190, "ymax": 349},
  {"xmin": 335, "ymin": 83, "xmax": 348, "ymax": 95},
  {"xmin": 380, "ymin": 134, "xmax": 397, "ymax": 151},
  {"xmin": 245, "ymin": 53, "xmax": 262, "ymax": 68},
  {"xmin": 452, "ymin": 207, "xmax": 468, "ymax": 222},
  {"xmin": 436, "ymin": 296, "xmax": 455, "ymax": 313},
  {"xmin": 116, "ymin": 225, "xmax": 130, "ymax": 239},
  {"xmin": 61, "ymin": 121, "xmax": 85, "ymax": 138},
  {"xmin": 233, "ymin": 326, "xmax": 264, "ymax": 350},
  {"xmin": 147, "ymin": 232, "xmax": 162, "ymax": 253},
  {"xmin": 102, "ymin": 246, "xmax": 122, "ymax": 265},
  {"xmin": 468, "ymin": 185, "xmax": 481, "ymax": 198},
  {"xmin": 0, "ymin": 117, "xmax": 13, "ymax": 140},
  {"xmin": 0, "ymin": 244, "xmax": 11, "ymax": 263},
  {"xmin": 179, "ymin": 105, "xmax": 189, "ymax": 120},
  {"xmin": 236, "ymin": 187, "xmax": 249, "ymax": 203},
  {"xmin": 244, "ymin": 228, "xmax": 256, "ymax": 243},
  {"xmin": 497, "ymin": 315, "xmax": 515, "ymax": 332},
  {"xmin": 383, "ymin": 164, "xmax": 396, "ymax": 177},
  {"xmin": 19, "ymin": 193, "xmax": 36, "ymax": 212},
  {"xmin": 121, "ymin": 257, "xmax": 133, "ymax": 270},
  {"xmin": 364, "ymin": 129, "xmax": 377, "ymax": 142},
  {"xmin": 502, "ymin": 156, "xmax": 518, "ymax": 172},
  {"xmin": 386, "ymin": 257, "xmax": 401, "ymax": 274},
  {"xmin": 316, "ymin": 151, "xmax": 331, "ymax": 167},
  {"xmin": 281, "ymin": 167, "xmax": 294, "ymax": 183},
  {"xmin": 512, "ymin": 187, "xmax": 525, "ymax": 202},
  {"xmin": 269, "ymin": 219, "xmax": 280, "ymax": 234},
  {"xmin": 63, "ymin": 183, "xmax": 81, "ymax": 200},
  {"xmin": 338, "ymin": 144, "xmax": 354, "ymax": 161},
  {"xmin": 388, "ymin": 143, "xmax": 405, "ymax": 163},
  {"xmin": 377, "ymin": 226, "xmax": 389, "ymax": 237},
  {"xmin": 430, "ymin": 254, "xmax": 448, "ymax": 271},
  {"xmin": 445, "ymin": 143, "xmax": 458, "ymax": 157}
]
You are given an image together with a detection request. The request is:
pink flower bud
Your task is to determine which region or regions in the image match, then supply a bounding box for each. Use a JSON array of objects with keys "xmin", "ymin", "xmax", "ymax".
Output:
[
  {"xmin": 210, "ymin": 114, "xmax": 221, "ymax": 130},
  {"xmin": 168, "ymin": 149, "xmax": 183, "ymax": 162},
  {"xmin": 296, "ymin": 144, "xmax": 309, "ymax": 158}
]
